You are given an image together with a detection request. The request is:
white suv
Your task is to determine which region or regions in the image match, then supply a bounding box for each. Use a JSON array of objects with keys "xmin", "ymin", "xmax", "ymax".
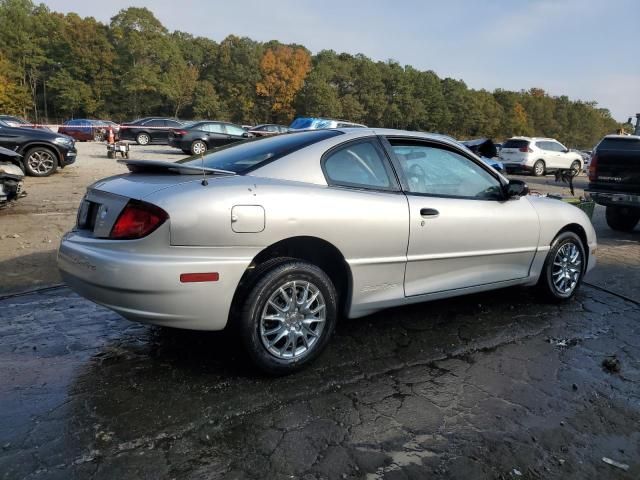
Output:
[{"xmin": 500, "ymin": 137, "xmax": 583, "ymax": 176}]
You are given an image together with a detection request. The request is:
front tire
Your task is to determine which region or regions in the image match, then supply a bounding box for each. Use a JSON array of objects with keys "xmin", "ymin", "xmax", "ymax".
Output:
[
  {"xmin": 533, "ymin": 160, "xmax": 546, "ymax": 176},
  {"xmin": 570, "ymin": 160, "xmax": 581, "ymax": 175},
  {"xmin": 136, "ymin": 133, "xmax": 150, "ymax": 145},
  {"xmin": 24, "ymin": 147, "xmax": 58, "ymax": 177},
  {"xmin": 605, "ymin": 206, "xmax": 640, "ymax": 232},
  {"xmin": 538, "ymin": 231, "xmax": 585, "ymax": 301},
  {"xmin": 238, "ymin": 260, "xmax": 337, "ymax": 375}
]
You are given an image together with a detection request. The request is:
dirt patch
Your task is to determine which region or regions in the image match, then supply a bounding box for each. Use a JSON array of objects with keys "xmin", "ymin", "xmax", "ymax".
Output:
[{"xmin": 0, "ymin": 142, "xmax": 185, "ymax": 294}]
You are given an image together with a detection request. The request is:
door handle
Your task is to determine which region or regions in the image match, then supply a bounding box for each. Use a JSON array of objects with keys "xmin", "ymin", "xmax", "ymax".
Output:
[
  {"xmin": 420, "ymin": 208, "xmax": 439, "ymax": 217},
  {"xmin": 420, "ymin": 208, "xmax": 440, "ymax": 217}
]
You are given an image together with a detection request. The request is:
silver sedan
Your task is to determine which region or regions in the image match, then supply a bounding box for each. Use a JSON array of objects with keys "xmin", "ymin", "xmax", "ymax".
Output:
[{"xmin": 58, "ymin": 129, "xmax": 597, "ymax": 374}]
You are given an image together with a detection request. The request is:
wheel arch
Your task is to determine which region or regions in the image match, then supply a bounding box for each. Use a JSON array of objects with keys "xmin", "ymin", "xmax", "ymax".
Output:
[
  {"xmin": 20, "ymin": 142, "xmax": 63, "ymax": 166},
  {"xmin": 233, "ymin": 235, "xmax": 353, "ymax": 317},
  {"xmin": 556, "ymin": 223, "xmax": 589, "ymax": 269}
]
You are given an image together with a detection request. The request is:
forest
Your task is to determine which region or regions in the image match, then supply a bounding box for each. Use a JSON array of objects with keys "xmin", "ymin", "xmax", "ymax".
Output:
[{"xmin": 0, "ymin": 0, "xmax": 622, "ymax": 148}]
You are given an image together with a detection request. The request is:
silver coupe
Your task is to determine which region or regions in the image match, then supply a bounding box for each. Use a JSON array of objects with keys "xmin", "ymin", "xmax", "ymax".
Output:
[{"xmin": 58, "ymin": 129, "xmax": 597, "ymax": 374}]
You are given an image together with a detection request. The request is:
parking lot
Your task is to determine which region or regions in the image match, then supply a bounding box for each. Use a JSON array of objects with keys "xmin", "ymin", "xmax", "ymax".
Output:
[{"xmin": 1, "ymin": 143, "xmax": 639, "ymax": 479}]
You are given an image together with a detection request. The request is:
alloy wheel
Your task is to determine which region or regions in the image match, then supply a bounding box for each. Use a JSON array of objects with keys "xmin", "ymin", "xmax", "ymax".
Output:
[
  {"xmin": 551, "ymin": 242, "xmax": 582, "ymax": 295},
  {"xmin": 571, "ymin": 160, "xmax": 581, "ymax": 174},
  {"xmin": 137, "ymin": 133, "xmax": 150, "ymax": 145},
  {"xmin": 27, "ymin": 150, "xmax": 55, "ymax": 175},
  {"xmin": 259, "ymin": 280, "xmax": 326, "ymax": 360},
  {"xmin": 192, "ymin": 141, "xmax": 206, "ymax": 155}
]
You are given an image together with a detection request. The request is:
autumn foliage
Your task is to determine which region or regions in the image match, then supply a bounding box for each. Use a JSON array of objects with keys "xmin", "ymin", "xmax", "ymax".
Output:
[
  {"xmin": 0, "ymin": 1, "xmax": 622, "ymax": 148},
  {"xmin": 256, "ymin": 46, "xmax": 311, "ymax": 122}
]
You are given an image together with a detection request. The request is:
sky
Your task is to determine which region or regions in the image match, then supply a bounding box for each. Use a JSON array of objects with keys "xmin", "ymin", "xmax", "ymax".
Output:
[{"xmin": 41, "ymin": 0, "xmax": 639, "ymax": 121}]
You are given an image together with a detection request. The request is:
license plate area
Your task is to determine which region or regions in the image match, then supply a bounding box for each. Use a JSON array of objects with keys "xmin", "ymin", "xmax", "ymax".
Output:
[{"xmin": 77, "ymin": 200, "xmax": 100, "ymax": 230}]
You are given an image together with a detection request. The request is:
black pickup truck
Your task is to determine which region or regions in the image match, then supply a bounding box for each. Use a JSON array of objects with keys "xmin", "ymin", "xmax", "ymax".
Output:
[{"xmin": 587, "ymin": 134, "xmax": 640, "ymax": 232}]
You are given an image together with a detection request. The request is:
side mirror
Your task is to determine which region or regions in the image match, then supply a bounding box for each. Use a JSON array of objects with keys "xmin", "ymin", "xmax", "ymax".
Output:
[
  {"xmin": 506, "ymin": 179, "xmax": 529, "ymax": 197},
  {"xmin": 242, "ymin": 132, "xmax": 250, "ymax": 138}
]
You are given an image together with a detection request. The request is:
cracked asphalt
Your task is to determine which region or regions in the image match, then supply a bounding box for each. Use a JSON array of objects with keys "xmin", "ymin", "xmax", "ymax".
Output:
[{"xmin": 1, "ymin": 203, "xmax": 639, "ymax": 479}]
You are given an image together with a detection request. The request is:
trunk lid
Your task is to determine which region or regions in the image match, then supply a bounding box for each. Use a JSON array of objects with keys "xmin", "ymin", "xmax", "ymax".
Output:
[
  {"xmin": 78, "ymin": 160, "xmax": 235, "ymax": 237},
  {"xmin": 591, "ymin": 136, "xmax": 640, "ymax": 194}
]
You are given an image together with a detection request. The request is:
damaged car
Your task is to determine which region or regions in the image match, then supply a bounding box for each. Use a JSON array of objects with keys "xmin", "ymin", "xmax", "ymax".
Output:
[{"xmin": 0, "ymin": 146, "xmax": 25, "ymax": 207}]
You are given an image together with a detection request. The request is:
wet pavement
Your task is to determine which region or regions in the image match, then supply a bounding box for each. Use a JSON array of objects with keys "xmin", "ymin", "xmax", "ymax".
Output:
[{"xmin": 1, "ymin": 207, "xmax": 639, "ymax": 479}]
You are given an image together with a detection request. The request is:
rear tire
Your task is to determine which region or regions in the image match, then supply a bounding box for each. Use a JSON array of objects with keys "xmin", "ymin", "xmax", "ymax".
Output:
[
  {"xmin": 533, "ymin": 160, "xmax": 545, "ymax": 176},
  {"xmin": 24, "ymin": 147, "xmax": 58, "ymax": 177},
  {"xmin": 538, "ymin": 231, "xmax": 585, "ymax": 301},
  {"xmin": 605, "ymin": 206, "xmax": 640, "ymax": 232},
  {"xmin": 136, "ymin": 133, "xmax": 150, "ymax": 145},
  {"xmin": 237, "ymin": 259, "xmax": 337, "ymax": 375},
  {"xmin": 190, "ymin": 140, "xmax": 207, "ymax": 156}
]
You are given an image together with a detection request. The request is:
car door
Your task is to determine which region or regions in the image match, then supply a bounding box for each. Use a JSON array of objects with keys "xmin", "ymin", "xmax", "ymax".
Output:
[
  {"xmin": 201, "ymin": 123, "xmax": 227, "ymax": 147},
  {"xmin": 383, "ymin": 137, "xmax": 540, "ymax": 296},
  {"xmin": 552, "ymin": 141, "xmax": 572, "ymax": 168},
  {"xmin": 321, "ymin": 138, "xmax": 409, "ymax": 307},
  {"xmin": 141, "ymin": 119, "xmax": 164, "ymax": 142},
  {"xmin": 0, "ymin": 123, "xmax": 22, "ymax": 150},
  {"xmin": 534, "ymin": 141, "xmax": 554, "ymax": 168},
  {"xmin": 223, "ymin": 124, "xmax": 248, "ymax": 145}
]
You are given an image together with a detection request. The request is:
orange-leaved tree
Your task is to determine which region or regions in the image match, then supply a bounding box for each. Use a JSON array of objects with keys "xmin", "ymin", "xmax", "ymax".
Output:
[{"xmin": 256, "ymin": 45, "xmax": 311, "ymax": 123}]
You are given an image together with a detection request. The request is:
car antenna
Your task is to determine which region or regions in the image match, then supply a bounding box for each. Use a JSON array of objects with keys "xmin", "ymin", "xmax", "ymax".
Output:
[{"xmin": 200, "ymin": 151, "xmax": 208, "ymax": 186}]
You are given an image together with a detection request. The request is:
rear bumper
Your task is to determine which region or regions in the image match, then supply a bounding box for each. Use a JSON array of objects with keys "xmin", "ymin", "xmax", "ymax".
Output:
[
  {"xmin": 57, "ymin": 231, "xmax": 256, "ymax": 330},
  {"xmin": 168, "ymin": 138, "xmax": 185, "ymax": 149},
  {"xmin": 503, "ymin": 162, "xmax": 533, "ymax": 173},
  {"xmin": 586, "ymin": 190, "xmax": 640, "ymax": 209}
]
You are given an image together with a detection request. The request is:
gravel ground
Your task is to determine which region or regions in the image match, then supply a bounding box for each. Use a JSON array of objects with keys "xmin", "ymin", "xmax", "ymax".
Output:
[{"xmin": 0, "ymin": 142, "xmax": 187, "ymax": 293}]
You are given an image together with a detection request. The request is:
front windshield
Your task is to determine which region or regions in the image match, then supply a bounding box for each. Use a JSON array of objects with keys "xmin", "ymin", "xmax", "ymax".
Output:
[
  {"xmin": 289, "ymin": 118, "xmax": 336, "ymax": 130},
  {"xmin": 177, "ymin": 129, "xmax": 342, "ymax": 174}
]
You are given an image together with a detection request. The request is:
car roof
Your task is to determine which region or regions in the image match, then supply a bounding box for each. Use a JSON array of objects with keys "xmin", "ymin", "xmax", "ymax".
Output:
[
  {"xmin": 603, "ymin": 134, "xmax": 640, "ymax": 140},
  {"xmin": 507, "ymin": 136, "xmax": 559, "ymax": 141}
]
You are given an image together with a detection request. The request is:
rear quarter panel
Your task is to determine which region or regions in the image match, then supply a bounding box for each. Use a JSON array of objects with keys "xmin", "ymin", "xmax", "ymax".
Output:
[{"xmin": 143, "ymin": 176, "xmax": 410, "ymax": 311}]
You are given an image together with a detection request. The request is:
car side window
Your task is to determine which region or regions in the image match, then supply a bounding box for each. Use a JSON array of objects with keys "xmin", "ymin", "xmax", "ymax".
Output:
[
  {"xmin": 389, "ymin": 141, "xmax": 503, "ymax": 200},
  {"xmin": 203, "ymin": 123, "xmax": 224, "ymax": 133},
  {"xmin": 225, "ymin": 125, "xmax": 246, "ymax": 136},
  {"xmin": 145, "ymin": 120, "xmax": 164, "ymax": 127},
  {"xmin": 535, "ymin": 141, "xmax": 546, "ymax": 150},
  {"xmin": 165, "ymin": 120, "xmax": 181, "ymax": 127},
  {"xmin": 322, "ymin": 140, "xmax": 395, "ymax": 190},
  {"xmin": 553, "ymin": 142, "xmax": 567, "ymax": 152}
]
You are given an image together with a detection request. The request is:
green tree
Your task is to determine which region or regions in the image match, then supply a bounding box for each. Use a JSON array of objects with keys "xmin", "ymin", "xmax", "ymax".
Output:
[
  {"xmin": 192, "ymin": 81, "xmax": 224, "ymax": 119},
  {"xmin": 163, "ymin": 63, "xmax": 198, "ymax": 117}
]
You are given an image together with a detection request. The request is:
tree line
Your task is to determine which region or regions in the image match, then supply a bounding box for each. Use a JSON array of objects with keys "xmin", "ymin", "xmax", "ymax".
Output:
[{"xmin": 0, "ymin": 0, "xmax": 621, "ymax": 148}]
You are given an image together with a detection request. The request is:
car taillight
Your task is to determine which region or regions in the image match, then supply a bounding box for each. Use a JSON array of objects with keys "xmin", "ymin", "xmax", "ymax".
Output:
[
  {"xmin": 109, "ymin": 201, "xmax": 168, "ymax": 239},
  {"xmin": 519, "ymin": 146, "xmax": 533, "ymax": 153},
  {"xmin": 174, "ymin": 129, "xmax": 187, "ymax": 135},
  {"xmin": 588, "ymin": 153, "xmax": 598, "ymax": 181}
]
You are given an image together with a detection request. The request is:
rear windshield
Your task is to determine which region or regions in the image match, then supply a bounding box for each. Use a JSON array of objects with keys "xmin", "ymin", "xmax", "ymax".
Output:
[
  {"xmin": 177, "ymin": 129, "xmax": 343, "ymax": 174},
  {"xmin": 503, "ymin": 139, "xmax": 530, "ymax": 149},
  {"xmin": 597, "ymin": 137, "xmax": 640, "ymax": 151}
]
